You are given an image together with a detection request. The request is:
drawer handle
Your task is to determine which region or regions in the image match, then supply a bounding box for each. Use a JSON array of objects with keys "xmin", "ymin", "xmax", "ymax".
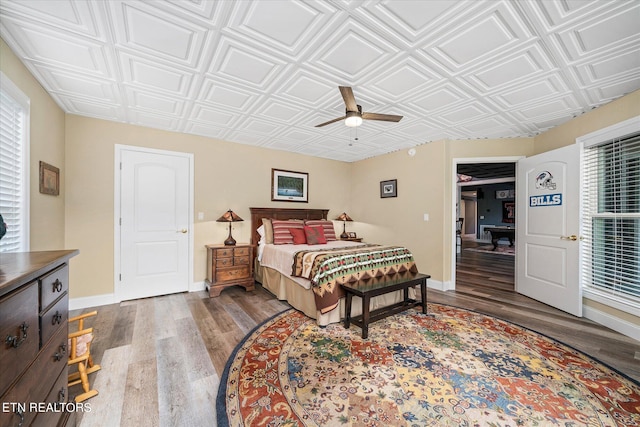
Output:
[
  {"xmin": 52, "ymin": 278, "xmax": 63, "ymax": 292},
  {"xmin": 58, "ymin": 387, "xmax": 66, "ymax": 403},
  {"xmin": 54, "ymin": 343, "xmax": 67, "ymax": 361},
  {"xmin": 52, "ymin": 311, "xmax": 63, "ymax": 325},
  {"xmin": 5, "ymin": 322, "xmax": 29, "ymax": 349}
]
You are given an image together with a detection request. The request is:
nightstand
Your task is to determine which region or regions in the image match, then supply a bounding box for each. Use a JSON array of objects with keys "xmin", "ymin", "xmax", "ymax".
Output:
[
  {"xmin": 205, "ymin": 244, "xmax": 255, "ymax": 297},
  {"xmin": 340, "ymin": 237, "xmax": 363, "ymax": 242}
]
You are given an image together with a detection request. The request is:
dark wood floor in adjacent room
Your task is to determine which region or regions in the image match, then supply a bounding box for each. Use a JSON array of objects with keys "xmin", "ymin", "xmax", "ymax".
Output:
[{"xmin": 72, "ymin": 240, "xmax": 639, "ymax": 426}]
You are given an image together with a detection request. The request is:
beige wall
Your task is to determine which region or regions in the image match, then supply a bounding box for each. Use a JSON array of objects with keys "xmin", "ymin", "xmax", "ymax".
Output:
[
  {"xmin": 65, "ymin": 115, "xmax": 352, "ymax": 298},
  {"xmin": 534, "ymin": 89, "xmax": 640, "ymax": 154},
  {"xmin": 1, "ymin": 38, "xmax": 66, "ymax": 250},
  {"xmin": 351, "ymin": 138, "xmax": 534, "ymax": 284}
]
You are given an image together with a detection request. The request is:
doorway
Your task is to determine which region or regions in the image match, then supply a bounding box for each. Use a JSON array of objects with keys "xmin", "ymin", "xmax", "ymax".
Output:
[
  {"xmin": 451, "ymin": 157, "xmax": 522, "ymax": 292},
  {"xmin": 114, "ymin": 145, "xmax": 194, "ymax": 302}
]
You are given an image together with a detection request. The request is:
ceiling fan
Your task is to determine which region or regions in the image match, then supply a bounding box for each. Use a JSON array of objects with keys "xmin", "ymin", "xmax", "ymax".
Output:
[{"xmin": 315, "ymin": 86, "xmax": 403, "ymax": 128}]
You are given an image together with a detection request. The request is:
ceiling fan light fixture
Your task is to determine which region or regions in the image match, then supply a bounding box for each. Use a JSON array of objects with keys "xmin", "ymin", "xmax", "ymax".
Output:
[{"xmin": 345, "ymin": 111, "xmax": 362, "ymax": 127}]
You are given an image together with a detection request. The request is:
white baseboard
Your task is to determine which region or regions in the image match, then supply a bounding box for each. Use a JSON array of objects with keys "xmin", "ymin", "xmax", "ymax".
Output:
[
  {"xmin": 189, "ymin": 281, "xmax": 206, "ymax": 292},
  {"xmin": 70, "ymin": 281, "xmax": 207, "ymax": 310},
  {"xmin": 427, "ymin": 279, "xmax": 454, "ymax": 292},
  {"xmin": 583, "ymin": 305, "xmax": 640, "ymax": 342},
  {"xmin": 69, "ymin": 293, "xmax": 117, "ymax": 311}
]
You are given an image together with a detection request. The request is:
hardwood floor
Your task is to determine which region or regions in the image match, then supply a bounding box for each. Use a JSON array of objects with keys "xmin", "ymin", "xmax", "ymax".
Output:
[{"xmin": 71, "ymin": 244, "xmax": 639, "ymax": 426}]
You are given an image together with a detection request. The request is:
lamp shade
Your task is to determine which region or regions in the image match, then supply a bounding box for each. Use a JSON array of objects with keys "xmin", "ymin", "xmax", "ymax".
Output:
[
  {"xmin": 335, "ymin": 212, "xmax": 353, "ymax": 222},
  {"xmin": 216, "ymin": 209, "xmax": 243, "ymax": 223}
]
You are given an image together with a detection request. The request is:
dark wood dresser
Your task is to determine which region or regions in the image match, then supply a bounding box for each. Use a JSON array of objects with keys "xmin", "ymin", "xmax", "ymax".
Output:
[
  {"xmin": 205, "ymin": 244, "xmax": 254, "ymax": 297},
  {"xmin": 0, "ymin": 250, "xmax": 79, "ymax": 427}
]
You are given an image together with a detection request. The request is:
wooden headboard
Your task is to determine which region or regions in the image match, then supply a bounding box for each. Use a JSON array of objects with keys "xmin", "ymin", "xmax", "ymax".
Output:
[{"xmin": 249, "ymin": 207, "xmax": 329, "ymax": 247}]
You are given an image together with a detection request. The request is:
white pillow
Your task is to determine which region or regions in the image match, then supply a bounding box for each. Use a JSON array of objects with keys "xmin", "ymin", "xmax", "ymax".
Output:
[{"xmin": 257, "ymin": 224, "xmax": 265, "ymax": 237}]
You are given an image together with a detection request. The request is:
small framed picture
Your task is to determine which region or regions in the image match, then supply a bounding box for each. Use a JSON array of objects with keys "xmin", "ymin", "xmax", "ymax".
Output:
[
  {"xmin": 380, "ymin": 179, "xmax": 397, "ymax": 198},
  {"xmin": 348, "ymin": 232, "xmax": 357, "ymax": 238},
  {"xmin": 39, "ymin": 161, "xmax": 60, "ymax": 196}
]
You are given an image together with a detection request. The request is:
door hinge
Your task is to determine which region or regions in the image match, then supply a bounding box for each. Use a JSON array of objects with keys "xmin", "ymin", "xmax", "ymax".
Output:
[
  {"xmin": 119, "ymin": 218, "xmax": 122, "ymax": 226},
  {"xmin": 119, "ymin": 274, "xmax": 121, "ymax": 281}
]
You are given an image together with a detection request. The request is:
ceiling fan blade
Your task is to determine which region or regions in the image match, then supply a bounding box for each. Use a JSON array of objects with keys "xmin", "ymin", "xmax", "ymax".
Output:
[
  {"xmin": 362, "ymin": 112, "xmax": 403, "ymax": 122},
  {"xmin": 315, "ymin": 116, "xmax": 346, "ymax": 127},
  {"xmin": 339, "ymin": 86, "xmax": 358, "ymax": 112}
]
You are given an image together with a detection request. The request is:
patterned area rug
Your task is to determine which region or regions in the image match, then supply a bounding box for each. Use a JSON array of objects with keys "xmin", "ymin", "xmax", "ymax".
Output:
[
  {"xmin": 464, "ymin": 244, "xmax": 515, "ymax": 255},
  {"xmin": 217, "ymin": 305, "xmax": 640, "ymax": 426}
]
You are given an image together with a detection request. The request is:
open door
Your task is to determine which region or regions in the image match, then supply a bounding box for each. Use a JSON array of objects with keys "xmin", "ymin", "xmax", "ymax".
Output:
[{"xmin": 516, "ymin": 144, "xmax": 582, "ymax": 316}]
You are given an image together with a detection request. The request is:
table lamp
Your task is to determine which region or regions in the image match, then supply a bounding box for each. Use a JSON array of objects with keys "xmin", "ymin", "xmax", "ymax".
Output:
[
  {"xmin": 216, "ymin": 209, "xmax": 243, "ymax": 246},
  {"xmin": 335, "ymin": 212, "xmax": 353, "ymax": 239}
]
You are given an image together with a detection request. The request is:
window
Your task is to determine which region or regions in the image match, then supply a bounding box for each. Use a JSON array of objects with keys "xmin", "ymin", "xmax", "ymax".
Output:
[
  {"xmin": 0, "ymin": 72, "xmax": 30, "ymax": 252},
  {"xmin": 582, "ymin": 121, "xmax": 640, "ymax": 314}
]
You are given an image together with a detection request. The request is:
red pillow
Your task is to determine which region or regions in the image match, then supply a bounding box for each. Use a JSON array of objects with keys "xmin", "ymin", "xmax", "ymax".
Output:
[
  {"xmin": 289, "ymin": 228, "xmax": 307, "ymax": 244},
  {"xmin": 304, "ymin": 225, "xmax": 327, "ymax": 245}
]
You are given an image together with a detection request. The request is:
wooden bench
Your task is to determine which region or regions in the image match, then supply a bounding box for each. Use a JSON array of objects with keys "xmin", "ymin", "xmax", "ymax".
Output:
[{"xmin": 341, "ymin": 271, "xmax": 430, "ymax": 339}]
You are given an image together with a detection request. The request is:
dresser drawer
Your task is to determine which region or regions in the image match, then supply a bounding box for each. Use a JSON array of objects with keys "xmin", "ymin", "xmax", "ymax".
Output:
[
  {"xmin": 40, "ymin": 264, "xmax": 69, "ymax": 311},
  {"xmin": 216, "ymin": 266, "xmax": 250, "ymax": 282},
  {"xmin": 0, "ymin": 282, "xmax": 39, "ymax": 397},
  {"xmin": 215, "ymin": 248, "xmax": 234, "ymax": 258},
  {"xmin": 0, "ymin": 326, "xmax": 68, "ymax": 427},
  {"xmin": 234, "ymin": 247, "xmax": 249, "ymax": 257},
  {"xmin": 31, "ymin": 365, "xmax": 69, "ymax": 427},
  {"xmin": 40, "ymin": 292, "xmax": 69, "ymax": 348}
]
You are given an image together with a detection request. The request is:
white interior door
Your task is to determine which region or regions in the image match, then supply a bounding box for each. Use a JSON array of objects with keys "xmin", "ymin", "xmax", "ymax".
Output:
[
  {"xmin": 118, "ymin": 147, "xmax": 191, "ymax": 301},
  {"xmin": 516, "ymin": 144, "xmax": 582, "ymax": 316}
]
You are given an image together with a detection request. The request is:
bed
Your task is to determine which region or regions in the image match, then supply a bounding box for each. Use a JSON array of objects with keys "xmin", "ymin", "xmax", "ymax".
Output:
[{"xmin": 249, "ymin": 207, "xmax": 420, "ymax": 326}]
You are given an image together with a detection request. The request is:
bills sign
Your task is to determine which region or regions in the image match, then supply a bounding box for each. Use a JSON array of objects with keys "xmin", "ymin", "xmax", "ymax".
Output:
[
  {"xmin": 529, "ymin": 170, "xmax": 563, "ymax": 207},
  {"xmin": 530, "ymin": 193, "xmax": 562, "ymax": 207}
]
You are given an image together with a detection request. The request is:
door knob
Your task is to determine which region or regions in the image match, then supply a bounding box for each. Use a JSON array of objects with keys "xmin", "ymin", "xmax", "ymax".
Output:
[
  {"xmin": 560, "ymin": 235, "xmax": 578, "ymax": 241},
  {"xmin": 177, "ymin": 229, "xmax": 187, "ymax": 234}
]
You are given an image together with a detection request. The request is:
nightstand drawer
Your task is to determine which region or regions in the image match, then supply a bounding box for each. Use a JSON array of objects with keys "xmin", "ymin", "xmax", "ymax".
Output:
[
  {"xmin": 216, "ymin": 248, "xmax": 234, "ymax": 258},
  {"xmin": 234, "ymin": 247, "xmax": 249, "ymax": 257},
  {"xmin": 217, "ymin": 257, "xmax": 234, "ymax": 267},
  {"xmin": 216, "ymin": 266, "xmax": 250, "ymax": 282},
  {"xmin": 234, "ymin": 256, "xmax": 250, "ymax": 266}
]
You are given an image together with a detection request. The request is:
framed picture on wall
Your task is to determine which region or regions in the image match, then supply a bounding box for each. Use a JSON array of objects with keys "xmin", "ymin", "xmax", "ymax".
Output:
[
  {"xmin": 380, "ymin": 179, "xmax": 397, "ymax": 198},
  {"xmin": 39, "ymin": 161, "xmax": 59, "ymax": 196},
  {"xmin": 271, "ymin": 168, "xmax": 308, "ymax": 202},
  {"xmin": 502, "ymin": 201, "xmax": 515, "ymax": 223}
]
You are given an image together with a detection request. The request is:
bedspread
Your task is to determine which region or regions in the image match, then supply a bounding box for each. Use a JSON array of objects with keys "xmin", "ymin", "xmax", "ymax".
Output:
[{"xmin": 291, "ymin": 244, "xmax": 418, "ymax": 313}]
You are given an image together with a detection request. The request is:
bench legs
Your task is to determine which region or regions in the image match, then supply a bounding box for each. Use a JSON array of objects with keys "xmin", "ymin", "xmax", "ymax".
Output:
[
  {"xmin": 361, "ymin": 294, "xmax": 371, "ymax": 339},
  {"xmin": 344, "ymin": 292, "xmax": 353, "ymax": 329},
  {"xmin": 344, "ymin": 276, "xmax": 430, "ymax": 339}
]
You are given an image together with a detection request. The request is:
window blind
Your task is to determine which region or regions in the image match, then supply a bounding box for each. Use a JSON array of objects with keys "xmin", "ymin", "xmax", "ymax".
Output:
[
  {"xmin": 582, "ymin": 132, "xmax": 640, "ymax": 308},
  {"xmin": 0, "ymin": 74, "xmax": 29, "ymax": 252}
]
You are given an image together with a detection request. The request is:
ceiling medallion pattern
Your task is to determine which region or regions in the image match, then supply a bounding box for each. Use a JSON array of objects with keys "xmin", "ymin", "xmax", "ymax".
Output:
[{"xmin": 0, "ymin": 0, "xmax": 638, "ymax": 162}]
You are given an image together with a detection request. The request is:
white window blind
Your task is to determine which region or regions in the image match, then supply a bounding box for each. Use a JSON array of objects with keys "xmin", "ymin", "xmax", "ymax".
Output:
[
  {"xmin": 582, "ymin": 132, "xmax": 640, "ymax": 310},
  {"xmin": 0, "ymin": 72, "xmax": 30, "ymax": 252}
]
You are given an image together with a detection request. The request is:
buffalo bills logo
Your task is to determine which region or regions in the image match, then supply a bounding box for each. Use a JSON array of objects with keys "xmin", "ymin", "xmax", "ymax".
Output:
[{"xmin": 535, "ymin": 171, "xmax": 556, "ymax": 190}]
